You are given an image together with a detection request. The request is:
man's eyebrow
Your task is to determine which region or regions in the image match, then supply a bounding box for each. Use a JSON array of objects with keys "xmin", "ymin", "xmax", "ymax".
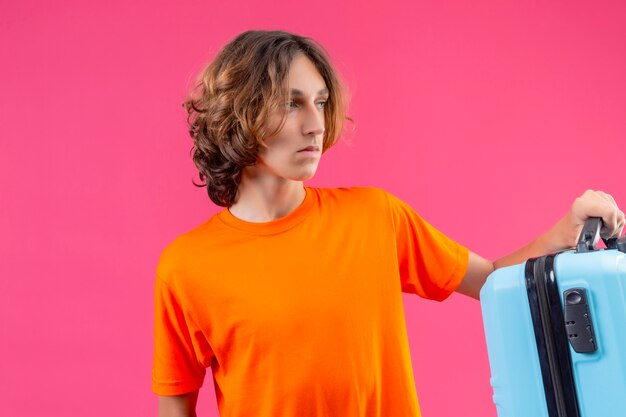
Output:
[{"xmin": 289, "ymin": 88, "xmax": 329, "ymax": 97}]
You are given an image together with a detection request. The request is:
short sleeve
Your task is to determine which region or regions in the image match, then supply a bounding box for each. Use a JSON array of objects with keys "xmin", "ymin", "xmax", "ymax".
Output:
[
  {"xmin": 152, "ymin": 275, "xmax": 211, "ymax": 396},
  {"xmin": 385, "ymin": 191, "xmax": 469, "ymax": 301}
]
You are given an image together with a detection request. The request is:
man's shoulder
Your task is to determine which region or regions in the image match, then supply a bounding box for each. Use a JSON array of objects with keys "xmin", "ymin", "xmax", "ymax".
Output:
[
  {"xmin": 311, "ymin": 186, "xmax": 391, "ymax": 221},
  {"xmin": 155, "ymin": 213, "xmax": 224, "ymax": 281},
  {"xmin": 315, "ymin": 186, "xmax": 389, "ymax": 204}
]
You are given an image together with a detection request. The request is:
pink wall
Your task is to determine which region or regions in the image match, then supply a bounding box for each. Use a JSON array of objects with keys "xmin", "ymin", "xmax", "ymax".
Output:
[{"xmin": 1, "ymin": 0, "xmax": 625, "ymax": 415}]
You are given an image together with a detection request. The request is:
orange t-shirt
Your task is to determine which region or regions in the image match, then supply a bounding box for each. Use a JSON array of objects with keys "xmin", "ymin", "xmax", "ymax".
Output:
[{"xmin": 152, "ymin": 187, "xmax": 469, "ymax": 416}]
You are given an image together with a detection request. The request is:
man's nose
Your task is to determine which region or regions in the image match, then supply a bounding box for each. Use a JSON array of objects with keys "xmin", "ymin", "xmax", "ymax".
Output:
[{"xmin": 302, "ymin": 103, "xmax": 325, "ymax": 136}]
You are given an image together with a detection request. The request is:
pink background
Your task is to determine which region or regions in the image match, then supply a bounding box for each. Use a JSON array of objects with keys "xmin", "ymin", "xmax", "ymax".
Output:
[{"xmin": 1, "ymin": 0, "xmax": 625, "ymax": 416}]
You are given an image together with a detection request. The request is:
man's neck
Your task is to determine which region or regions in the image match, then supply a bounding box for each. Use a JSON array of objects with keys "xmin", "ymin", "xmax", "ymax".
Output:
[{"xmin": 228, "ymin": 169, "xmax": 306, "ymax": 223}]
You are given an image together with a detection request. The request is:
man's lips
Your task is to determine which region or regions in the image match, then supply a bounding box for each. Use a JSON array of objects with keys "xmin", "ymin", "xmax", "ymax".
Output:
[{"xmin": 298, "ymin": 146, "xmax": 320, "ymax": 152}]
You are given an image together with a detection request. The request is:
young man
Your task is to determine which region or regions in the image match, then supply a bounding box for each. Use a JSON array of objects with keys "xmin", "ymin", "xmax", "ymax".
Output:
[{"xmin": 153, "ymin": 30, "xmax": 624, "ymax": 417}]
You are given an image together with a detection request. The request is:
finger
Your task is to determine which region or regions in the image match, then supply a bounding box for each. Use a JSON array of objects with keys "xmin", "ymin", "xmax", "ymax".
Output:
[
  {"xmin": 604, "ymin": 198, "xmax": 623, "ymax": 237},
  {"xmin": 597, "ymin": 190, "xmax": 618, "ymax": 208},
  {"xmin": 601, "ymin": 211, "xmax": 618, "ymax": 237},
  {"xmin": 617, "ymin": 210, "xmax": 626, "ymax": 237},
  {"xmin": 600, "ymin": 209, "xmax": 619, "ymax": 239},
  {"xmin": 607, "ymin": 192, "xmax": 624, "ymax": 236},
  {"xmin": 573, "ymin": 192, "xmax": 613, "ymax": 220},
  {"xmin": 572, "ymin": 190, "xmax": 622, "ymax": 237},
  {"xmin": 606, "ymin": 193, "xmax": 618, "ymax": 208},
  {"xmin": 582, "ymin": 191, "xmax": 620, "ymax": 237}
]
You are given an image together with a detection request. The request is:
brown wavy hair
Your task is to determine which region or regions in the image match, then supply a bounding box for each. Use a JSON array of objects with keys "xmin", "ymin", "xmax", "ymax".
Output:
[{"xmin": 183, "ymin": 30, "xmax": 348, "ymax": 207}]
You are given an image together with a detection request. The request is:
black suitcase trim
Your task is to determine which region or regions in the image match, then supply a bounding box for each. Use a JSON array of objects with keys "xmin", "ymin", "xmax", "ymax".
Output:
[
  {"xmin": 525, "ymin": 255, "xmax": 581, "ymax": 417},
  {"xmin": 543, "ymin": 255, "xmax": 581, "ymax": 416},
  {"xmin": 525, "ymin": 257, "xmax": 560, "ymax": 417}
]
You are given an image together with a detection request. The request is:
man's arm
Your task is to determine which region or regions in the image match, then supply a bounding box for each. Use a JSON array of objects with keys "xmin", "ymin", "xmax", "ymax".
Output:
[
  {"xmin": 456, "ymin": 190, "xmax": 625, "ymax": 300},
  {"xmin": 158, "ymin": 391, "xmax": 199, "ymax": 417}
]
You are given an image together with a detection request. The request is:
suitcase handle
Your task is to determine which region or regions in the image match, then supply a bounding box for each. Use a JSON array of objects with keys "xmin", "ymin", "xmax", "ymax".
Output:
[
  {"xmin": 576, "ymin": 217, "xmax": 602, "ymax": 252},
  {"xmin": 576, "ymin": 217, "xmax": 624, "ymax": 252}
]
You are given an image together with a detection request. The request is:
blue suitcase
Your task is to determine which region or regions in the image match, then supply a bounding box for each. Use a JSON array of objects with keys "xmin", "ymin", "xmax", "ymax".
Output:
[{"xmin": 480, "ymin": 218, "xmax": 626, "ymax": 417}]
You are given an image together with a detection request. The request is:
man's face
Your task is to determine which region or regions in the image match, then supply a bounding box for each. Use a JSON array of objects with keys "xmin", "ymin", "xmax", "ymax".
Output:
[{"xmin": 255, "ymin": 54, "xmax": 328, "ymax": 182}]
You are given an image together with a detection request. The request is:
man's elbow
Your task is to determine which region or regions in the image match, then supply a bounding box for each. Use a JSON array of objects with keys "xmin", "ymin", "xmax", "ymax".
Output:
[
  {"xmin": 158, "ymin": 390, "xmax": 199, "ymax": 417},
  {"xmin": 455, "ymin": 252, "xmax": 495, "ymax": 300}
]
